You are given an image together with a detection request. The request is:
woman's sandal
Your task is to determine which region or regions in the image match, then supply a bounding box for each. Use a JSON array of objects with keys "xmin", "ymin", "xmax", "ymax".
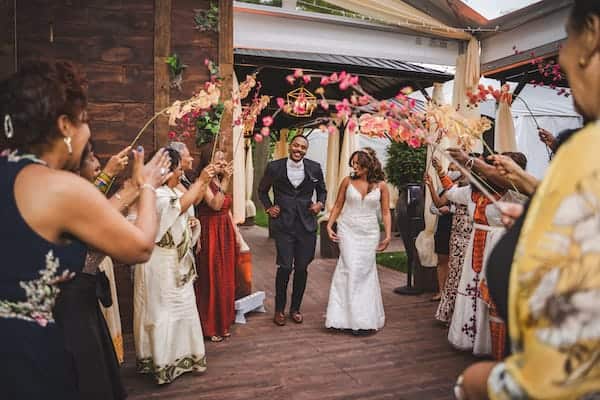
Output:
[{"xmin": 210, "ymin": 336, "xmax": 224, "ymax": 342}]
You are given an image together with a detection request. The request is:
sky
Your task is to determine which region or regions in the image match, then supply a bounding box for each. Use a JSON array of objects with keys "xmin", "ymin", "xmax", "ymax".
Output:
[{"xmin": 461, "ymin": 0, "xmax": 542, "ymax": 20}]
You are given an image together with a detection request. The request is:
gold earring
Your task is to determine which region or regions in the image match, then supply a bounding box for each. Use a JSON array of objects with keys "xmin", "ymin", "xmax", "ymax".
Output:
[
  {"xmin": 579, "ymin": 57, "xmax": 588, "ymax": 68},
  {"xmin": 64, "ymin": 137, "xmax": 73, "ymax": 154}
]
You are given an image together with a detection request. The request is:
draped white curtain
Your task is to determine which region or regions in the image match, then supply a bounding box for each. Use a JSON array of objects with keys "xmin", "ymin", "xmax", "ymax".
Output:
[
  {"xmin": 325, "ymin": 0, "xmax": 472, "ymax": 40},
  {"xmin": 323, "ymin": 128, "xmax": 340, "ymax": 220},
  {"xmin": 415, "ymin": 83, "xmax": 447, "ymax": 268},
  {"xmin": 245, "ymin": 139, "xmax": 256, "ymax": 219},
  {"xmin": 232, "ymin": 75, "xmax": 246, "ymax": 224},
  {"xmin": 337, "ymin": 121, "xmax": 359, "ymax": 186},
  {"xmin": 494, "ymin": 94, "xmax": 517, "ymax": 153}
]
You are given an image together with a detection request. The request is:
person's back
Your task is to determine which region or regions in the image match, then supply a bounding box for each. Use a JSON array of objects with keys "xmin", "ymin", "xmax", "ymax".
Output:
[{"xmin": 0, "ymin": 152, "xmax": 86, "ymax": 399}]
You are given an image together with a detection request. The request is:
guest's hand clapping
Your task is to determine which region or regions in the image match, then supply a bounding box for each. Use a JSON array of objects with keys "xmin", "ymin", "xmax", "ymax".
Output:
[
  {"xmin": 104, "ymin": 145, "xmax": 131, "ymax": 177},
  {"xmin": 132, "ymin": 147, "xmax": 172, "ymax": 189},
  {"xmin": 198, "ymin": 164, "xmax": 216, "ymax": 183}
]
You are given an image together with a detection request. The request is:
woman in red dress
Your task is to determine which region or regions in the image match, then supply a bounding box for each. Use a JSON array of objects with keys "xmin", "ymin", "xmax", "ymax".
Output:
[{"xmin": 195, "ymin": 151, "xmax": 238, "ymax": 342}]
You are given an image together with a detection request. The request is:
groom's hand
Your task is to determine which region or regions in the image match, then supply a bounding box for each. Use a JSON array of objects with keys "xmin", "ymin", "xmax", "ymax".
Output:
[
  {"xmin": 266, "ymin": 205, "xmax": 280, "ymax": 218},
  {"xmin": 308, "ymin": 202, "xmax": 323, "ymax": 215}
]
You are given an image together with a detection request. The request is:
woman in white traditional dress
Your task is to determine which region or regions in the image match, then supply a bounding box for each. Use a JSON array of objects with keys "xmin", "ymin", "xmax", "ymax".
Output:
[
  {"xmin": 440, "ymin": 152, "xmax": 527, "ymax": 357},
  {"xmin": 133, "ymin": 148, "xmax": 214, "ymax": 384},
  {"xmin": 325, "ymin": 149, "xmax": 391, "ymax": 334}
]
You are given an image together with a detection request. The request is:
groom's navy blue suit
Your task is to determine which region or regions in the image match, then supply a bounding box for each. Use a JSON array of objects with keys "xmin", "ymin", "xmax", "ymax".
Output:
[{"xmin": 258, "ymin": 157, "xmax": 326, "ymax": 313}]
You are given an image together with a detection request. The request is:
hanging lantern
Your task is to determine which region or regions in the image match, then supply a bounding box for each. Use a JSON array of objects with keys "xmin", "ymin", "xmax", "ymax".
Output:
[{"xmin": 285, "ymin": 87, "xmax": 317, "ymax": 118}]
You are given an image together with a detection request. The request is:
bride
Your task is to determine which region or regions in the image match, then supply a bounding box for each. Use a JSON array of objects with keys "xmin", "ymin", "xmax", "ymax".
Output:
[{"xmin": 325, "ymin": 148, "xmax": 391, "ymax": 334}]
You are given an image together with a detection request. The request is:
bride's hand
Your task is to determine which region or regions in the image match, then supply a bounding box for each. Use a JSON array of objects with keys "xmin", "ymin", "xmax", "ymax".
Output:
[
  {"xmin": 327, "ymin": 225, "xmax": 338, "ymax": 242},
  {"xmin": 376, "ymin": 237, "xmax": 391, "ymax": 252}
]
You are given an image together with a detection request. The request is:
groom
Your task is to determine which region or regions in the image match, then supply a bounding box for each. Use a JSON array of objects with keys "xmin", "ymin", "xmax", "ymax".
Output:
[{"xmin": 258, "ymin": 135, "xmax": 326, "ymax": 326}]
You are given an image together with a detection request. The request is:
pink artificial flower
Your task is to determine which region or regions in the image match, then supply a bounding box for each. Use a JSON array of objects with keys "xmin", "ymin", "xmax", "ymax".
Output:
[
  {"xmin": 294, "ymin": 69, "xmax": 304, "ymax": 78},
  {"xmin": 262, "ymin": 116, "xmax": 274, "ymax": 127},
  {"xmin": 349, "ymin": 75, "xmax": 359, "ymax": 86},
  {"xmin": 204, "ymin": 58, "xmax": 210, "ymax": 66},
  {"xmin": 408, "ymin": 136, "xmax": 421, "ymax": 148},
  {"xmin": 254, "ymin": 133, "xmax": 263, "ymax": 142},
  {"xmin": 276, "ymin": 97, "xmax": 285, "ymax": 108},
  {"xmin": 234, "ymin": 118, "xmax": 242, "ymax": 126},
  {"xmin": 168, "ymin": 131, "xmax": 177, "ymax": 139},
  {"xmin": 320, "ymin": 100, "xmax": 329, "ymax": 111},
  {"xmin": 408, "ymin": 99, "xmax": 416, "ymax": 109},
  {"xmin": 286, "ymin": 75, "xmax": 295, "ymax": 85},
  {"xmin": 261, "ymin": 127, "xmax": 270, "ymax": 136},
  {"xmin": 302, "ymin": 75, "xmax": 311, "ymax": 84},
  {"xmin": 335, "ymin": 98, "xmax": 351, "ymax": 119},
  {"xmin": 329, "ymin": 72, "xmax": 338, "ymax": 82},
  {"xmin": 359, "ymin": 96, "xmax": 370, "ymax": 106},
  {"xmin": 339, "ymin": 81, "xmax": 349, "ymax": 91},
  {"xmin": 347, "ymin": 118, "xmax": 357, "ymax": 134},
  {"xmin": 320, "ymin": 76, "xmax": 330, "ymax": 86},
  {"xmin": 338, "ymin": 71, "xmax": 347, "ymax": 81},
  {"xmin": 327, "ymin": 125, "xmax": 337, "ymax": 135}
]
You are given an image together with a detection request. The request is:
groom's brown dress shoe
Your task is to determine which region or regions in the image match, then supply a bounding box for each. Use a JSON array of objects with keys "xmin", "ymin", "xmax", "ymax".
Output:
[
  {"xmin": 290, "ymin": 311, "xmax": 303, "ymax": 324},
  {"xmin": 273, "ymin": 312, "xmax": 286, "ymax": 326}
]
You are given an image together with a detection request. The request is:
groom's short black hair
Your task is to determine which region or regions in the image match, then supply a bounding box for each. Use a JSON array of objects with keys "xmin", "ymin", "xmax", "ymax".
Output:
[{"xmin": 291, "ymin": 134, "xmax": 309, "ymax": 146}]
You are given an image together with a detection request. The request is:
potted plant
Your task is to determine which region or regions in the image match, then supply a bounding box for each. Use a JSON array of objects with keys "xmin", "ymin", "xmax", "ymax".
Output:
[{"xmin": 385, "ymin": 141, "xmax": 427, "ymax": 290}]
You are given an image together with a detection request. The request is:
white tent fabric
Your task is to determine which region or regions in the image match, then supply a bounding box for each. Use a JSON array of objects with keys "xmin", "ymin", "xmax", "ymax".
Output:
[{"xmin": 411, "ymin": 79, "xmax": 583, "ymax": 178}]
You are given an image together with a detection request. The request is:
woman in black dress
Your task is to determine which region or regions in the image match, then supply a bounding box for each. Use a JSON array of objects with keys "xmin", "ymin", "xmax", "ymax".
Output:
[{"xmin": 0, "ymin": 61, "xmax": 168, "ymax": 399}]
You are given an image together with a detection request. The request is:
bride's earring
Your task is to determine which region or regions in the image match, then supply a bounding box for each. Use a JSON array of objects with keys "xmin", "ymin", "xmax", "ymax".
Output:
[{"xmin": 64, "ymin": 136, "xmax": 73, "ymax": 154}]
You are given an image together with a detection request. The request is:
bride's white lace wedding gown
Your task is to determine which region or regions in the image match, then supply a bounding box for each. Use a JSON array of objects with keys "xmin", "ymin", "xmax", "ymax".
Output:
[{"xmin": 325, "ymin": 183, "xmax": 385, "ymax": 330}]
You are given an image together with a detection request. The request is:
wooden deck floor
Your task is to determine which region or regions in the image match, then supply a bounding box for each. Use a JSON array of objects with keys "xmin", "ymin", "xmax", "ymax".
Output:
[{"xmin": 121, "ymin": 225, "xmax": 475, "ymax": 399}]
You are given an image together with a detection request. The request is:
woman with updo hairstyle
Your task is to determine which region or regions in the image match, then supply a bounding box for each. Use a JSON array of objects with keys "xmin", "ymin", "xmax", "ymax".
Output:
[
  {"xmin": 324, "ymin": 149, "xmax": 391, "ymax": 334},
  {"xmin": 0, "ymin": 61, "xmax": 169, "ymax": 398},
  {"xmin": 457, "ymin": 2, "xmax": 600, "ymax": 398}
]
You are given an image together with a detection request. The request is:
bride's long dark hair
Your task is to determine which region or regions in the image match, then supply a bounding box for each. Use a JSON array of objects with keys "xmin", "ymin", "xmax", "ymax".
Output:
[{"xmin": 349, "ymin": 148, "xmax": 385, "ymax": 184}]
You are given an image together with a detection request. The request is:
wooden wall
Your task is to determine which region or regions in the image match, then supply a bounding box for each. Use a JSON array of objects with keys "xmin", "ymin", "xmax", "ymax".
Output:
[{"xmin": 7, "ymin": 0, "xmax": 225, "ymax": 333}]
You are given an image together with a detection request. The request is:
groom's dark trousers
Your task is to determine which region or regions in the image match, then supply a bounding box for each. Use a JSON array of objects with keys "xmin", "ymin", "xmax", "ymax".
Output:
[{"xmin": 258, "ymin": 158, "xmax": 326, "ymax": 313}]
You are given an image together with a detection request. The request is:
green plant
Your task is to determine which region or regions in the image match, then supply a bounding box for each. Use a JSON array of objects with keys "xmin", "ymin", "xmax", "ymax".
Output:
[
  {"xmin": 195, "ymin": 102, "xmax": 225, "ymax": 146},
  {"xmin": 385, "ymin": 141, "xmax": 427, "ymax": 191},
  {"xmin": 165, "ymin": 54, "xmax": 187, "ymax": 77},
  {"xmin": 194, "ymin": 3, "xmax": 219, "ymax": 32}
]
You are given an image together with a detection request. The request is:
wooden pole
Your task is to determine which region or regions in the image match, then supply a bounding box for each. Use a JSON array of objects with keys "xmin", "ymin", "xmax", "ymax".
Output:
[
  {"xmin": 153, "ymin": 0, "xmax": 171, "ymax": 150},
  {"xmin": 0, "ymin": 0, "xmax": 16, "ymax": 79}
]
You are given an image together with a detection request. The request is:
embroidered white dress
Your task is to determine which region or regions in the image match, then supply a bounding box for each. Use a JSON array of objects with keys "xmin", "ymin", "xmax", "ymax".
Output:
[
  {"xmin": 325, "ymin": 184, "xmax": 385, "ymax": 330},
  {"xmin": 446, "ymin": 185, "xmax": 505, "ymax": 356},
  {"xmin": 133, "ymin": 186, "xmax": 206, "ymax": 384}
]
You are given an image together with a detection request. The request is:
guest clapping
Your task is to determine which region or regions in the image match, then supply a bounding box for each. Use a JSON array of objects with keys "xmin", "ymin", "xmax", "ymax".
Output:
[{"xmin": 0, "ymin": 60, "xmax": 168, "ymax": 399}]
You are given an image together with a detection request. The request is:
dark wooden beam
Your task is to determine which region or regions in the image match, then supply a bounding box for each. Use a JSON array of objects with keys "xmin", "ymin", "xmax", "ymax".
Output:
[
  {"xmin": 0, "ymin": 0, "xmax": 16, "ymax": 79},
  {"xmin": 153, "ymin": 0, "xmax": 171, "ymax": 149},
  {"xmin": 218, "ymin": 0, "xmax": 234, "ymax": 162},
  {"xmin": 512, "ymin": 71, "xmax": 531, "ymax": 99}
]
